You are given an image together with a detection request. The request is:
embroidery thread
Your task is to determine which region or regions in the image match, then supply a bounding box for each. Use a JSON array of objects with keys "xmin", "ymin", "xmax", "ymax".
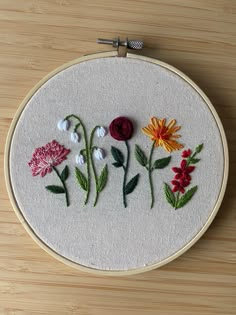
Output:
[
  {"xmin": 28, "ymin": 140, "xmax": 71, "ymax": 207},
  {"xmin": 136, "ymin": 117, "xmax": 183, "ymax": 208},
  {"xmin": 110, "ymin": 116, "xmax": 140, "ymax": 208},
  {"xmin": 164, "ymin": 143, "xmax": 203, "ymax": 209},
  {"xmin": 58, "ymin": 115, "xmax": 108, "ymax": 206}
]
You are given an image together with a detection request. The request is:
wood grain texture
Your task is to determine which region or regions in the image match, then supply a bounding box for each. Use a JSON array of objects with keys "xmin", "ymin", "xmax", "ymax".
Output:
[{"xmin": 0, "ymin": 0, "xmax": 235, "ymax": 314}]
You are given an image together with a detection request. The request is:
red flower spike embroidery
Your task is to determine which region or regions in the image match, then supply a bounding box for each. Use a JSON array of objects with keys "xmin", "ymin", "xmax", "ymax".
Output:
[
  {"xmin": 28, "ymin": 140, "xmax": 71, "ymax": 207},
  {"xmin": 164, "ymin": 143, "xmax": 204, "ymax": 210}
]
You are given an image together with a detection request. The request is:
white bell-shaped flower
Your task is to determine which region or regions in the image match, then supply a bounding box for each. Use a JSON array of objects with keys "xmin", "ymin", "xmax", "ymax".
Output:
[
  {"xmin": 75, "ymin": 154, "xmax": 85, "ymax": 165},
  {"xmin": 57, "ymin": 119, "xmax": 70, "ymax": 131},
  {"xmin": 94, "ymin": 148, "xmax": 105, "ymax": 161},
  {"xmin": 96, "ymin": 126, "xmax": 107, "ymax": 138},
  {"xmin": 70, "ymin": 132, "xmax": 80, "ymax": 143}
]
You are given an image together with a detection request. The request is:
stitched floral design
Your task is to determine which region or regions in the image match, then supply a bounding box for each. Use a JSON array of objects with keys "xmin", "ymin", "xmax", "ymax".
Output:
[
  {"xmin": 28, "ymin": 112, "xmax": 204, "ymax": 211},
  {"xmin": 164, "ymin": 144, "xmax": 203, "ymax": 209},
  {"xmin": 142, "ymin": 117, "xmax": 184, "ymax": 152},
  {"xmin": 110, "ymin": 117, "xmax": 139, "ymax": 208},
  {"xmin": 135, "ymin": 117, "xmax": 183, "ymax": 208},
  {"xmin": 58, "ymin": 115, "xmax": 108, "ymax": 206},
  {"xmin": 109, "ymin": 116, "xmax": 133, "ymax": 141},
  {"xmin": 28, "ymin": 140, "xmax": 70, "ymax": 206}
]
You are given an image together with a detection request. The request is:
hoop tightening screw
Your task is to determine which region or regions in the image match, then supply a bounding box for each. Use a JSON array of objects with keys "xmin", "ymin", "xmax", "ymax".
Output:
[{"xmin": 97, "ymin": 37, "xmax": 144, "ymax": 50}]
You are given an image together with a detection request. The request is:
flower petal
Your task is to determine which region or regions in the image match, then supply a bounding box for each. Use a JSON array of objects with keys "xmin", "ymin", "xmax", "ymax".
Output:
[
  {"xmin": 174, "ymin": 173, "xmax": 182, "ymax": 180},
  {"xmin": 150, "ymin": 117, "xmax": 159, "ymax": 128},
  {"xmin": 182, "ymin": 149, "xmax": 192, "ymax": 158},
  {"xmin": 96, "ymin": 126, "xmax": 107, "ymax": 138},
  {"xmin": 172, "ymin": 167, "xmax": 182, "ymax": 173},
  {"xmin": 171, "ymin": 180, "xmax": 180, "ymax": 186},
  {"xmin": 183, "ymin": 174, "xmax": 191, "ymax": 181},
  {"xmin": 185, "ymin": 166, "xmax": 195, "ymax": 173},
  {"xmin": 167, "ymin": 119, "xmax": 176, "ymax": 129},
  {"xmin": 94, "ymin": 148, "xmax": 105, "ymax": 160},
  {"xmin": 180, "ymin": 179, "xmax": 190, "ymax": 187},
  {"xmin": 172, "ymin": 186, "xmax": 179, "ymax": 192},
  {"xmin": 181, "ymin": 159, "xmax": 187, "ymax": 170},
  {"xmin": 142, "ymin": 127, "xmax": 154, "ymax": 136}
]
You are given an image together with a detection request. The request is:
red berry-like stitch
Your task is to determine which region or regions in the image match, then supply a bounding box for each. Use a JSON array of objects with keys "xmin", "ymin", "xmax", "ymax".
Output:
[{"xmin": 182, "ymin": 149, "xmax": 192, "ymax": 158}]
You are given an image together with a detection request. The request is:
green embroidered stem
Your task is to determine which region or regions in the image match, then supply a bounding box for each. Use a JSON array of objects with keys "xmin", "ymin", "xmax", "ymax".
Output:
[
  {"xmin": 175, "ymin": 191, "xmax": 180, "ymax": 209},
  {"xmin": 123, "ymin": 141, "xmax": 130, "ymax": 208},
  {"xmin": 186, "ymin": 144, "xmax": 203, "ymax": 166},
  {"xmin": 148, "ymin": 142, "xmax": 155, "ymax": 209},
  {"xmin": 73, "ymin": 122, "xmax": 81, "ymax": 132},
  {"xmin": 186, "ymin": 152, "xmax": 197, "ymax": 166},
  {"xmin": 66, "ymin": 114, "xmax": 90, "ymax": 205},
  {"xmin": 89, "ymin": 126, "xmax": 99, "ymax": 207},
  {"xmin": 52, "ymin": 166, "xmax": 69, "ymax": 207}
]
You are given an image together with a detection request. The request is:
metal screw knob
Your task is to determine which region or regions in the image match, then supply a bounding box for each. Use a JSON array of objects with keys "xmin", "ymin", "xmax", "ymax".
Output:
[
  {"xmin": 127, "ymin": 40, "xmax": 143, "ymax": 50},
  {"xmin": 97, "ymin": 37, "xmax": 144, "ymax": 50}
]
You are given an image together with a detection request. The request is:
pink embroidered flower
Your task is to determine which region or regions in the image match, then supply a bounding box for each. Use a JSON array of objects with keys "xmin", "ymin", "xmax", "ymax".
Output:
[{"xmin": 28, "ymin": 140, "xmax": 70, "ymax": 177}]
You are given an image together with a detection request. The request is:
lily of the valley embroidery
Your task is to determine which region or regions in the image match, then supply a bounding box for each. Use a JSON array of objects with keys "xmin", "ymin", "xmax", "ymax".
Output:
[
  {"xmin": 110, "ymin": 116, "xmax": 140, "ymax": 208},
  {"xmin": 28, "ymin": 140, "xmax": 71, "ymax": 207},
  {"xmin": 164, "ymin": 144, "xmax": 203, "ymax": 209},
  {"xmin": 135, "ymin": 117, "xmax": 183, "ymax": 208},
  {"xmin": 58, "ymin": 115, "xmax": 108, "ymax": 206}
]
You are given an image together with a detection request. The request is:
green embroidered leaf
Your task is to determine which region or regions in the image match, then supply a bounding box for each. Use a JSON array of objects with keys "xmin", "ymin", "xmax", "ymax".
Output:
[
  {"xmin": 112, "ymin": 162, "xmax": 123, "ymax": 168},
  {"xmin": 125, "ymin": 174, "xmax": 140, "ymax": 195},
  {"xmin": 176, "ymin": 186, "xmax": 198, "ymax": 209},
  {"xmin": 163, "ymin": 183, "xmax": 176, "ymax": 208},
  {"xmin": 135, "ymin": 144, "xmax": 148, "ymax": 167},
  {"xmin": 190, "ymin": 158, "xmax": 200, "ymax": 164},
  {"xmin": 195, "ymin": 143, "xmax": 203, "ymax": 153},
  {"xmin": 61, "ymin": 165, "xmax": 69, "ymax": 181},
  {"xmin": 153, "ymin": 156, "xmax": 171, "ymax": 169},
  {"xmin": 97, "ymin": 164, "xmax": 108, "ymax": 192},
  {"xmin": 75, "ymin": 167, "xmax": 88, "ymax": 191},
  {"xmin": 111, "ymin": 146, "xmax": 124, "ymax": 164},
  {"xmin": 45, "ymin": 185, "xmax": 65, "ymax": 194}
]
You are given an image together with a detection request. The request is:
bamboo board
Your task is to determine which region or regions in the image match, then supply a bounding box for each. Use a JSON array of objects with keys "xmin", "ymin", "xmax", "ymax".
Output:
[{"xmin": 0, "ymin": 0, "xmax": 235, "ymax": 314}]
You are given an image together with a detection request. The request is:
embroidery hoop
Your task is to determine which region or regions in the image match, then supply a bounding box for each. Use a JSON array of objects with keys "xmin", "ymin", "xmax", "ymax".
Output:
[{"xmin": 4, "ymin": 40, "xmax": 229, "ymax": 276}]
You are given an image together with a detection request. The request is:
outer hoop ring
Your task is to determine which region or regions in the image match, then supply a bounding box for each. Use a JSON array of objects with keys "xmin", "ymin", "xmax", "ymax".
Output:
[{"xmin": 4, "ymin": 51, "xmax": 229, "ymax": 276}]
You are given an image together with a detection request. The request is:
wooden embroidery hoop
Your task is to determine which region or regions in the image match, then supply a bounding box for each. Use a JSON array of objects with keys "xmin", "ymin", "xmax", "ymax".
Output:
[{"xmin": 4, "ymin": 42, "xmax": 229, "ymax": 276}]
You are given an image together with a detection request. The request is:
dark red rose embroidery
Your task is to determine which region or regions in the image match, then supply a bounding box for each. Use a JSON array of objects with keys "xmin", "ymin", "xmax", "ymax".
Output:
[
  {"xmin": 109, "ymin": 116, "xmax": 133, "ymax": 141},
  {"xmin": 110, "ymin": 116, "xmax": 139, "ymax": 208}
]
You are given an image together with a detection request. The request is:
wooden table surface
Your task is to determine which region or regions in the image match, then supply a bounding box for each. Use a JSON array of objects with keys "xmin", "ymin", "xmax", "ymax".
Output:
[{"xmin": 0, "ymin": 1, "xmax": 235, "ymax": 314}]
